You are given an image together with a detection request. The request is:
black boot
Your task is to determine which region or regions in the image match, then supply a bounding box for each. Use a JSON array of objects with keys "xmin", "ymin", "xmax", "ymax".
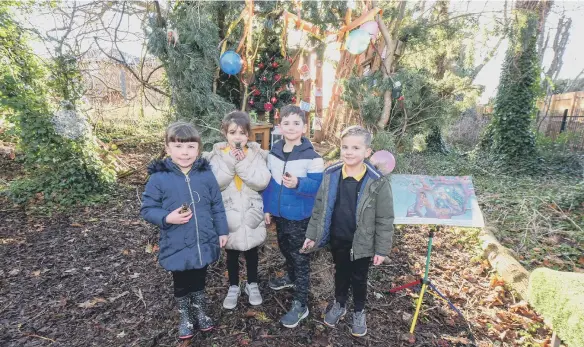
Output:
[
  {"xmin": 176, "ymin": 296, "xmax": 194, "ymax": 339},
  {"xmin": 189, "ymin": 291, "xmax": 214, "ymax": 331}
]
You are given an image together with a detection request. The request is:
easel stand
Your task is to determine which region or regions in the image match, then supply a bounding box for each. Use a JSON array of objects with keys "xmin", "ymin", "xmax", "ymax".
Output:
[{"xmin": 389, "ymin": 225, "xmax": 475, "ymax": 341}]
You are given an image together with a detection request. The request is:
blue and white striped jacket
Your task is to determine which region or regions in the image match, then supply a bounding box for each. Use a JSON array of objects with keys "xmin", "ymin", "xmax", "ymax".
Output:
[{"xmin": 262, "ymin": 137, "xmax": 324, "ymax": 221}]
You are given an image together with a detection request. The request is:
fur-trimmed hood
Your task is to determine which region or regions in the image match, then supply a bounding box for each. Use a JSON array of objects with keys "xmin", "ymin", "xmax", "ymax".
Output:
[{"xmin": 147, "ymin": 157, "xmax": 211, "ymax": 175}]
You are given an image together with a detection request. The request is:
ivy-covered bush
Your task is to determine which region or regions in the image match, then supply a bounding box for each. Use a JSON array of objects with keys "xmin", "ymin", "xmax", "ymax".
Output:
[
  {"xmin": 0, "ymin": 3, "xmax": 115, "ymax": 206},
  {"xmin": 480, "ymin": 7, "xmax": 540, "ymax": 170}
]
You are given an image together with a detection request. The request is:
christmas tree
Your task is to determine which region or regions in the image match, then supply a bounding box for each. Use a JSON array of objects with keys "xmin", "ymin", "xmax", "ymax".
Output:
[{"xmin": 247, "ymin": 51, "xmax": 297, "ymax": 123}]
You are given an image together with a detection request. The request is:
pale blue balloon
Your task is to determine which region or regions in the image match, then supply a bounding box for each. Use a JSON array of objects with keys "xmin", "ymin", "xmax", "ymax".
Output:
[
  {"xmin": 346, "ymin": 29, "xmax": 371, "ymax": 55},
  {"xmin": 220, "ymin": 50, "xmax": 243, "ymax": 75}
]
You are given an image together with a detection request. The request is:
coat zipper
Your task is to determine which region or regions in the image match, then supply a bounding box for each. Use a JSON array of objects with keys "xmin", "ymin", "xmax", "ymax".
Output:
[
  {"xmin": 184, "ymin": 174, "xmax": 203, "ymax": 266},
  {"xmin": 277, "ymin": 157, "xmax": 289, "ymax": 217}
]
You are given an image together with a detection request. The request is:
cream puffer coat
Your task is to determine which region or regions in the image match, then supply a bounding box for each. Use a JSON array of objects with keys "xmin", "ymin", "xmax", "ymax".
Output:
[{"xmin": 205, "ymin": 142, "xmax": 271, "ymax": 251}]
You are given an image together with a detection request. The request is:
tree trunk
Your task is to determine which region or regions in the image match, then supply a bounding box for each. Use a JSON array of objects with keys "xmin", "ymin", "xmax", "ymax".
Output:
[{"xmin": 375, "ymin": 1, "xmax": 406, "ymax": 129}]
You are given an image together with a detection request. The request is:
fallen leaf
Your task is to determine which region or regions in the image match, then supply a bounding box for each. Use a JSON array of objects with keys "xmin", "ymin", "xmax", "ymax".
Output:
[
  {"xmin": 9, "ymin": 269, "xmax": 20, "ymax": 276},
  {"xmin": 117, "ymin": 331, "xmax": 126, "ymax": 338},
  {"xmin": 32, "ymin": 270, "xmax": 41, "ymax": 277},
  {"xmin": 490, "ymin": 274, "xmax": 505, "ymax": 288},
  {"xmin": 70, "ymin": 223, "xmax": 83, "ymax": 227},
  {"xmin": 122, "ymin": 249, "xmax": 130, "ymax": 255},
  {"xmin": 145, "ymin": 244, "xmax": 153, "ymax": 253},
  {"xmin": 578, "ymin": 257, "xmax": 584, "ymax": 265},
  {"xmin": 244, "ymin": 310, "xmax": 257, "ymax": 318},
  {"xmin": 152, "ymin": 244, "xmax": 159, "ymax": 252}
]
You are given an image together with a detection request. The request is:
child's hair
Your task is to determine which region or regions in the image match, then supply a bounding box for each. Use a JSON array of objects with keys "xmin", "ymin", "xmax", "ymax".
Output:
[
  {"xmin": 280, "ymin": 105, "xmax": 306, "ymax": 124},
  {"xmin": 221, "ymin": 111, "xmax": 251, "ymax": 135},
  {"xmin": 165, "ymin": 121, "xmax": 202, "ymax": 148},
  {"xmin": 340, "ymin": 125, "xmax": 372, "ymax": 147}
]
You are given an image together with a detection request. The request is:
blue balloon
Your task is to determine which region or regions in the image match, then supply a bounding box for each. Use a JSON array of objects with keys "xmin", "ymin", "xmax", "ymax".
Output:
[
  {"xmin": 346, "ymin": 29, "xmax": 371, "ymax": 55},
  {"xmin": 220, "ymin": 50, "xmax": 243, "ymax": 75}
]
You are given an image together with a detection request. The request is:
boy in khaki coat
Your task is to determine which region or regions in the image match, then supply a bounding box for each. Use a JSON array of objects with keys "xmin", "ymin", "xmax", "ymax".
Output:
[{"xmin": 302, "ymin": 126, "xmax": 394, "ymax": 337}]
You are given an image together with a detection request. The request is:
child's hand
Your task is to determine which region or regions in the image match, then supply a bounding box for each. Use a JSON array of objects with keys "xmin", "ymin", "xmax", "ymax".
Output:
[
  {"xmin": 301, "ymin": 238, "xmax": 315, "ymax": 252},
  {"xmin": 373, "ymin": 255, "xmax": 385, "ymax": 266},
  {"xmin": 165, "ymin": 207, "xmax": 192, "ymax": 225},
  {"xmin": 231, "ymin": 148, "xmax": 246, "ymax": 161},
  {"xmin": 264, "ymin": 213, "xmax": 271, "ymax": 225},
  {"xmin": 219, "ymin": 235, "xmax": 228, "ymax": 248},
  {"xmin": 282, "ymin": 173, "xmax": 298, "ymax": 189}
]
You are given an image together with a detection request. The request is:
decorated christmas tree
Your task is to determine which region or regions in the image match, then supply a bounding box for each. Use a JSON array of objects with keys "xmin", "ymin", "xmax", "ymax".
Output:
[{"xmin": 247, "ymin": 51, "xmax": 297, "ymax": 123}]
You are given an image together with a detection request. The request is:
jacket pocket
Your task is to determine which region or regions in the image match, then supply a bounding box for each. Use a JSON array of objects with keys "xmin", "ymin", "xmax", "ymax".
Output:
[{"xmin": 246, "ymin": 197, "xmax": 264, "ymax": 229}]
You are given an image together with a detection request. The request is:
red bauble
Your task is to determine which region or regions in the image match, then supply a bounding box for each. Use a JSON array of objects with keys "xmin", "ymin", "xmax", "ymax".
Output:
[
  {"xmin": 253, "ymin": 89, "xmax": 261, "ymax": 96},
  {"xmin": 272, "ymin": 61, "xmax": 279, "ymax": 68},
  {"xmin": 264, "ymin": 102, "xmax": 273, "ymax": 112},
  {"xmin": 274, "ymin": 74, "xmax": 281, "ymax": 82},
  {"xmin": 271, "ymin": 97, "xmax": 277, "ymax": 104},
  {"xmin": 261, "ymin": 76, "xmax": 267, "ymax": 82},
  {"xmin": 291, "ymin": 96, "xmax": 297, "ymax": 103},
  {"xmin": 258, "ymin": 62, "xmax": 265, "ymax": 69},
  {"xmin": 248, "ymin": 99, "xmax": 254, "ymax": 106}
]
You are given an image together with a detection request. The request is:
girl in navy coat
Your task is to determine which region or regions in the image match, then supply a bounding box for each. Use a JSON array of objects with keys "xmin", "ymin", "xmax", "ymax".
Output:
[{"xmin": 141, "ymin": 121, "xmax": 228, "ymax": 340}]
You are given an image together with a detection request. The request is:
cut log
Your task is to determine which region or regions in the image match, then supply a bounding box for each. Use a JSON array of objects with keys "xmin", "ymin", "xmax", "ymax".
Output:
[{"xmin": 478, "ymin": 227, "xmax": 530, "ymax": 299}]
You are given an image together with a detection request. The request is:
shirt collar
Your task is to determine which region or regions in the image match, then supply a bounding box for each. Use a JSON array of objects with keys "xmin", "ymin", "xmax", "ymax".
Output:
[{"xmin": 342, "ymin": 163, "xmax": 367, "ymax": 181}]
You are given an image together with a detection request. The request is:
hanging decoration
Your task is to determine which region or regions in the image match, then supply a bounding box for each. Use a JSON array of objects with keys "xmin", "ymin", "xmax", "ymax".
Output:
[
  {"xmin": 346, "ymin": 29, "xmax": 371, "ymax": 55},
  {"xmin": 360, "ymin": 21, "xmax": 379, "ymax": 39},
  {"xmin": 167, "ymin": 29, "xmax": 179, "ymax": 47},
  {"xmin": 220, "ymin": 50, "xmax": 243, "ymax": 75}
]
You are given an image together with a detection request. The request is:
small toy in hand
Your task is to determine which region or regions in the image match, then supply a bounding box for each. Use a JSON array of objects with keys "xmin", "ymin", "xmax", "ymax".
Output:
[
  {"xmin": 235, "ymin": 142, "xmax": 242, "ymax": 150},
  {"xmin": 179, "ymin": 203, "xmax": 191, "ymax": 214},
  {"xmin": 284, "ymin": 172, "xmax": 291, "ymax": 178}
]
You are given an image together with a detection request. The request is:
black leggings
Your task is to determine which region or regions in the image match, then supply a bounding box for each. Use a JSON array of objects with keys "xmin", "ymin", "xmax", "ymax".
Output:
[
  {"xmin": 226, "ymin": 247, "xmax": 259, "ymax": 286},
  {"xmin": 172, "ymin": 266, "xmax": 208, "ymax": 298}
]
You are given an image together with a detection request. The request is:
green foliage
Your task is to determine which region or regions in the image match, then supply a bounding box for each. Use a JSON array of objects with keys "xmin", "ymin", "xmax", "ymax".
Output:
[
  {"xmin": 146, "ymin": 1, "xmax": 236, "ymax": 149},
  {"xmin": 0, "ymin": 3, "xmax": 115, "ymax": 205},
  {"xmin": 425, "ymin": 125, "xmax": 448, "ymax": 154},
  {"xmin": 481, "ymin": 9, "xmax": 540, "ymax": 171},
  {"xmin": 558, "ymin": 180, "xmax": 584, "ymax": 210}
]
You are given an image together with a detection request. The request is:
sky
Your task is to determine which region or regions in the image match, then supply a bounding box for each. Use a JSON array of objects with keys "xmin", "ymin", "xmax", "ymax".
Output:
[{"xmin": 23, "ymin": 1, "xmax": 584, "ymax": 105}]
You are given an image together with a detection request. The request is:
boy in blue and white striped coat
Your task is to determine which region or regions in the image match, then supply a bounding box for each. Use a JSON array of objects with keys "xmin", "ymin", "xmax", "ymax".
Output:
[{"xmin": 262, "ymin": 105, "xmax": 324, "ymax": 328}]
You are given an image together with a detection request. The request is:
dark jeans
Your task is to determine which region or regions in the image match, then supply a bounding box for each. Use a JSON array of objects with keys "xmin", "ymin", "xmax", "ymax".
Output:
[
  {"xmin": 172, "ymin": 266, "xmax": 208, "ymax": 298},
  {"xmin": 226, "ymin": 247, "xmax": 259, "ymax": 286},
  {"xmin": 331, "ymin": 238, "xmax": 371, "ymax": 312},
  {"xmin": 274, "ymin": 216, "xmax": 311, "ymax": 305}
]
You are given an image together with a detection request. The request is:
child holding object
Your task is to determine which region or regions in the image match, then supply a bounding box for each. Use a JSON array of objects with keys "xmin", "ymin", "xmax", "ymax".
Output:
[
  {"xmin": 141, "ymin": 121, "xmax": 228, "ymax": 339},
  {"xmin": 205, "ymin": 111, "xmax": 271, "ymax": 310},
  {"xmin": 262, "ymin": 105, "xmax": 324, "ymax": 328},
  {"xmin": 302, "ymin": 125, "xmax": 395, "ymax": 337}
]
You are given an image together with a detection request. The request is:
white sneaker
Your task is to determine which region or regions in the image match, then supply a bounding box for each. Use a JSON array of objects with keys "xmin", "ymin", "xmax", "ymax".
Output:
[
  {"xmin": 244, "ymin": 282, "xmax": 263, "ymax": 306},
  {"xmin": 223, "ymin": 285, "xmax": 240, "ymax": 309}
]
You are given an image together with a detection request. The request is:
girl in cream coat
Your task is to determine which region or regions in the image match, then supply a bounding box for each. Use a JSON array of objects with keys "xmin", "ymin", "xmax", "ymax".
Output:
[{"xmin": 205, "ymin": 111, "xmax": 271, "ymax": 309}]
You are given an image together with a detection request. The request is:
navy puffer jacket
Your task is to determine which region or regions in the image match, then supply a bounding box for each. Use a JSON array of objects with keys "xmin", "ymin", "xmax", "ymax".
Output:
[{"xmin": 141, "ymin": 157, "xmax": 228, "ymax": 271}]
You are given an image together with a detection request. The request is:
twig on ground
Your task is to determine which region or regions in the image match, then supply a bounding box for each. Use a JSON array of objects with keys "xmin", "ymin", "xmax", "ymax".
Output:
[
  {"xmin": 134, "ymin": 288, "xmax": 147, "ymax": 309},
  {"xmin": 23, "ymin": 334, "xmax": 56, "ymax": 343},
  {"xmin": 272, "ymin": 295, "xmax": 286, "ymax": 312}
]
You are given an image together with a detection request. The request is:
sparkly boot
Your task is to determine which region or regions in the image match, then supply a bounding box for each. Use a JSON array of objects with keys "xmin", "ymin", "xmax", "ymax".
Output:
[
  {"xmin": 189, "ymin": 291, "xmax": 214, "ymax": 331},
  {"xmin": 176, "ymin": 296, "xmax": 194, "ymax": 339}
]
